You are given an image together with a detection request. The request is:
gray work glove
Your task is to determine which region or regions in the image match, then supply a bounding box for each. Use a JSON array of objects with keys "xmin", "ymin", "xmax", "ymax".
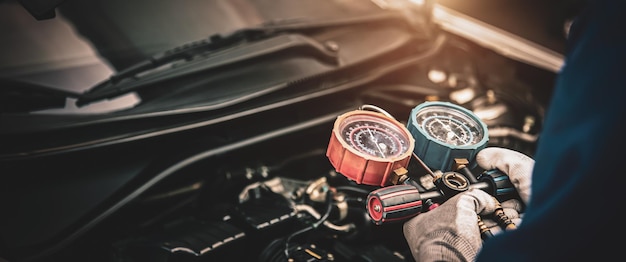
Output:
[{"xmin": 403, "ymin": 147, "xmax": 534, "ymax": 262}]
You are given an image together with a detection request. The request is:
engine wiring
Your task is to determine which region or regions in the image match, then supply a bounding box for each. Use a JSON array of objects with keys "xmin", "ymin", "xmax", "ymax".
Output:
[{"xmin": 284, "ymin": 188, "xmax": 333, "ymax": 259}]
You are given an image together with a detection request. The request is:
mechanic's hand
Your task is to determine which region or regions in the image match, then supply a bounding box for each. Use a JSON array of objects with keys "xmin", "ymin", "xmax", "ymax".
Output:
[
  {"xmin": 474, "ymin": 147, "xmax": 534, "ymax": 236},
  {"xmin": 403, "ymin": 189, "xmax": 501, "ymax": 262},
  {"xmin": 403, "ymin": 147, "xmax": 534, "ymax": 261},
  {"xmin": 475, "ymin": 146, "xmax": 533, "ymax": 204}
]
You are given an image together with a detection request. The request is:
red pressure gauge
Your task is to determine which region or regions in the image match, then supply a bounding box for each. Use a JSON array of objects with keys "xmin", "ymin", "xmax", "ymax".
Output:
[{"xmin": 326, "ymin": 109, "xmax": 415, "ymax": 186}]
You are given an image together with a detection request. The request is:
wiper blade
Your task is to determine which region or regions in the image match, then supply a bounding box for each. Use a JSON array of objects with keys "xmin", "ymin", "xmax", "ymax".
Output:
[
  {"xmin": 76, "ymin": 12, "xmax": 415, "ymax": 107},
  {"xmin": 77, "ymin": 28, "xmax": 280, "ymax": 106},
  {"xmin": 76, "ymin": 34, "xmax": 339, "ymax": 107}
]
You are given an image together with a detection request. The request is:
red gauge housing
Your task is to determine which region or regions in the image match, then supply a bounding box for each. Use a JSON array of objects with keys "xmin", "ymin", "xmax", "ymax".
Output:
[{"xmin": 326, "ymin": 110, "xmax": 415, "ymax": 187}]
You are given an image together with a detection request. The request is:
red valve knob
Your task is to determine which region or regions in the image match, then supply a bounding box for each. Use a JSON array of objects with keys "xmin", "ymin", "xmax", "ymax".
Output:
[{"xmin": 366, "ymin": 185, "xmax": 423, "ymax": 225}]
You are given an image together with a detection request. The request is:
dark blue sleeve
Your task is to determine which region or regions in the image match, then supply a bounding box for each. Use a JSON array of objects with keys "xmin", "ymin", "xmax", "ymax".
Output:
[{"xmin": 476, "ymin": 0, "xmax": 626, "ymax": 261}]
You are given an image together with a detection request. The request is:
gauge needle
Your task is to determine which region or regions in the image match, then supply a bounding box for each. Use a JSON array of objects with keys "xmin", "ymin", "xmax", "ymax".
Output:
[
  {"xmin": 367, "ymin": 128, "xmax": 386, "ymax": 158},
  {"xmin": 434, "ymin": 118, "xmax": 464, "ymax": 142}
]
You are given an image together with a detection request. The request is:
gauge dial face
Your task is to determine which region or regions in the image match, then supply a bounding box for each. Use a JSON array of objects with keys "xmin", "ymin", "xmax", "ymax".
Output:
[
  {"xmin": 415, "ymin": 105, "xmax": 485, "ymax": 146},
  {"xmin": 328, "ymin": 109, "xmax": 415, "ymax": 186},
  {"xmin": 338, "ymin": 114, "xmax": 411, "ymax": 159}
]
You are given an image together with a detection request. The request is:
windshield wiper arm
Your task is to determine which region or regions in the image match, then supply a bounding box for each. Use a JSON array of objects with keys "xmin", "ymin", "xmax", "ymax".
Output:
[
  {"xmin": 76, "ymin": 12, "xmax": 415, "ymax": 107},
  {"xmin": 76, "ymin": 33, "xmax": 339, "ymax": 107},
  {"xmin": 84, "ymin": 28, "xmax": 280, "ymax": 93}
]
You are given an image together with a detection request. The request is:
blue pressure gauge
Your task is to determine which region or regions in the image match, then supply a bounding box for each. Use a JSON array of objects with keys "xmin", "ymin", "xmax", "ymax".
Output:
[{"xmin": 407, "ymin": 101, "xmax": 488, "ymax": 171}]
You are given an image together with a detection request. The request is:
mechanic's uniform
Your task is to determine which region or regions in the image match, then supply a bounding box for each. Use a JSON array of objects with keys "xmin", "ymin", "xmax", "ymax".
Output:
[{"xmin": 476, "ymin": 0, "xmax": 626, "ymax": 261}]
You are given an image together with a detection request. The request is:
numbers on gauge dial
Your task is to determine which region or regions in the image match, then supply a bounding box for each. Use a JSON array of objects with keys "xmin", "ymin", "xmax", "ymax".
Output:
[
  {"xmin": 340, "ymin": 116, "xmax": 410, "ymax": 158},
  {"xmin": 416, "ymin": 106, "xmax": 484, "ymax": 146}
]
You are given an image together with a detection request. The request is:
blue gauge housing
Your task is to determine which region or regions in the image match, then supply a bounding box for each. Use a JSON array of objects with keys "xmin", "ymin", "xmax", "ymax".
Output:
[{"xmin": 407, "ymin": 101, "xmax": 489, "ymax": 171}]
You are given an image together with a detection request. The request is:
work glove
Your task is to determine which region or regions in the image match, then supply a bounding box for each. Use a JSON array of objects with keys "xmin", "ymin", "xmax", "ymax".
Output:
[{"xmin": 403, "ymin": 147, "xmax": 533, "ymax": 262}]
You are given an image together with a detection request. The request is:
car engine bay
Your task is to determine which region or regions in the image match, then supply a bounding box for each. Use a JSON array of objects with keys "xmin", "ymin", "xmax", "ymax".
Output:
[{"xmin": 0, "ymin": 2, "xmax": 560, "ymax": 262}]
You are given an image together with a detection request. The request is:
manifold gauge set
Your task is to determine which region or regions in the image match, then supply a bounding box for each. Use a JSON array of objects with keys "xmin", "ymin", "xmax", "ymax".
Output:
[
  {"xmin": 325, "ymin": 101, "xmax": 516, "ymax": 226},
  {"xmin": 326, "ymin": 101, "xmax": 489, "ymax": 187}
]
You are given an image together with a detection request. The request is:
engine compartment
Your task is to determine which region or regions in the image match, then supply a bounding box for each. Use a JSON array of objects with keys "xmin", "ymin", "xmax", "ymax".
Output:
[
  {"xmin": 1, "ymin": 8, "xmax": 557, "ymax": 261},
  {"xmin": 77, "ymin": 36, "xmax": 550, "ymax": 262}
]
